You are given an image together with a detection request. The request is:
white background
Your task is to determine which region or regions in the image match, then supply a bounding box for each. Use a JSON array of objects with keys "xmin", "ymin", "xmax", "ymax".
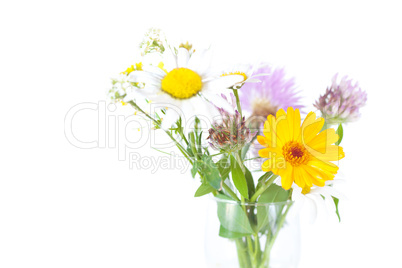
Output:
[{"xmin": 1, "ymin": 0, "xmax": 402, "ymax": 267}]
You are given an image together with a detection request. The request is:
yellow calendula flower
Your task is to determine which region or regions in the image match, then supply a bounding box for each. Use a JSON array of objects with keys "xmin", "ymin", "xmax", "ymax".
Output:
[{"xmin": 257, "ymin": 107, "xmax": 345, "ymax": 191}]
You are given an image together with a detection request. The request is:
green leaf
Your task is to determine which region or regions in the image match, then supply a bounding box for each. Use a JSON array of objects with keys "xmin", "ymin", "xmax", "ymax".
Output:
[
  {"xmin": 189, "ymin": 132, "xmax": 198, "ymax": 159},
  {"xmin": 258, "ymin": 184, "xmax": 289, "ymax": 203},
  {"xmin": 219, "ymin": 225, "xmax": 248, "ymax": 238},
  {"xmin": 241, "ymin": 142, "xmax": 251, "ymax": 160},
  {"xmin": 194, "ymin": 183, "xmax": 215, "ymax": 197},
  {"xmin": 230, "ymin": 155, "xmax": 248, "ymax": 199},
  {"xmin": 335, "ymin": 124, "xmax": 344, "ymax": 146},
  {"xmin": 200, "ymin": 155, "xmax": 222, "ymax": 190},
  {"xmin": 186, "ymin": 143, "xmax": 194, "ymax": 158},
  {"xmin": 216, "ymin": 155, "xmax": 230, "ymax": 180},
  {"xmin": 191, "ymin": 160, "xmax": 200, "ymax": 178},
  {"xmin": 216, "ymin": 194, "xmax": 253, "ymax": 234},
  {"xmin": 255, "ymin": 171, "xmax": 273, "ymax": 192},
  {"xmin": 332, "ymin": 196, "xmax": 341, "ymax": 222},
  {"xmin": 197, "ymin": 131, "xmax": 203, "ymax": 155},
  {"xmin": 245, "ymin": 167, "xmax": 255, "ymax": 197},
  {"xmin": 256, "ymin": 184, "xmax": 290, "ymax": 232}
]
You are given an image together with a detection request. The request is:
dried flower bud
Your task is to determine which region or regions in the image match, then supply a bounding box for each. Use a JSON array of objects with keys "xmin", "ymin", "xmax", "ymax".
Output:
[{"xmin": 207, "ymin": 95, "xmax": 256, "ymax": 152}]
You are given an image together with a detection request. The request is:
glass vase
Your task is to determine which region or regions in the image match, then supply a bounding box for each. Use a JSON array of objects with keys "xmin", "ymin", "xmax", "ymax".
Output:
[{"xmin": 205, "ymin": 198, "xmax": 300, "ymax": 268}]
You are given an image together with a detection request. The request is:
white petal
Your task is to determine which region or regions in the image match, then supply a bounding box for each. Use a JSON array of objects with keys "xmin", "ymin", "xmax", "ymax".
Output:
[
  {"xmin": 321, "ymin": 186, "xmax": 346, "ymax": 200},
  {"xmin": 161, "ymin": 107, "xmax": 180, "ymax": 129},
  {"xmin": 204, "ymin": 100, "xmax": 220, "ymax": 119},
  {"xmin": 149, "ymin": 92, "xmax": 181, "ymax": 104},
  {"xmin": 129, "ymin": 71, "xmax": 162, "ymax": 87},
  {"xmin": 163, "ymin": 48, "xmax": 178, "ymax": 71},
  {"xmin": 142, "ymin": 65, "xmax": 167, "ymax": 78},
  {"xmin": 324, "ymin": 193, "xmax": 336, "ymax": 213},
  {"xmin": 132, "ymin": 86, "xmax": 162, "ymax": 100},
  {"xmin": 188, "ymin": 49, "xmax": 212, "ymax": 76},
  {"xmin": 177, "ymin": 48, "xmax": 190, "ymax": 68},
  {"xmin": 202, "ymin": 75, "xmax": 244, "ymax": 93},
  {"xmin": 245, "ymin": 78, "xmax": 262, "ymax": 83},
  {"xmin": 305, "ymin": 196, "xmax": 318, "ymax": 224}
]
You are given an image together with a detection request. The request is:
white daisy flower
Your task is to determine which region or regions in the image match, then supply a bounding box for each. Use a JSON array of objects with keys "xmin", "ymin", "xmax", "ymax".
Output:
[
  {"xmin": 291, "ymin": 180, "xmax": 345, "ymax": 223},
  {"xmin": 220, "ymin": 63, "xmax": 268, "ymax": 89},
  {"xmin": 127, "ymin": 47, "xmax": 244, "ymax": 129}
]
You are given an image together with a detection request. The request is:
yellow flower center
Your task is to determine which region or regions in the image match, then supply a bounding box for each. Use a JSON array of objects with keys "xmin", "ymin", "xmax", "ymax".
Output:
[
  {"xmin": 161, "ymin": 68, "xmax": 202, "ymax": 99},
  {"xmin": 221, "ymin": 71, "xmax": 248, "ymax": 82},
  {"xmin": 282, "ymin": 141, "xmax": 310, "ymax": 167}
]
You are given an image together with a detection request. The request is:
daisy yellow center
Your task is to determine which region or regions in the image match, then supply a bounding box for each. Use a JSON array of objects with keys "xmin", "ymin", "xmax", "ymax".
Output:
[
  {"xmin": 161, "ymin": 68, "xmax": 202, "ymax": 99},
  {"xmin": 282, "ymin": 141, "xmax": 310, "ymax": 167},
  {"xmin": 221, "ymin": 71, "xmax": 248, "ymax": 82}
]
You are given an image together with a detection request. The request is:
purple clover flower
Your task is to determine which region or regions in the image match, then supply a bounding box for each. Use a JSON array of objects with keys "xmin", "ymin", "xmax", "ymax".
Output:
[
  {"xmin": 240, "ymin": 64, "xmax": 303, "ymax": 127},
  {"xmin": 314, "ymin": 74, "xmax": 367, "ymax": 125}
]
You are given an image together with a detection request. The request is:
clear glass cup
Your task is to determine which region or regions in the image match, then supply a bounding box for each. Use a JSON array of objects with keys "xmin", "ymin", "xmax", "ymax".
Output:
[{"xmin": 205, "ymin": 197, "xmax": 300, "ymax": 268}]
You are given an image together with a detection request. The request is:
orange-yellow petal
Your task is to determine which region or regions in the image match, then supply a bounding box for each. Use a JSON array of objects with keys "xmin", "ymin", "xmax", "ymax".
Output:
[
  {"xmin": 261, "ymin": 159, "xmax": 273, "ymax": 172},
  {"xmin": 262, "ymin": 115, "xmax": 280, "ymax": 148},
  {"xmin": 279, "ymin": 165, "xmax": 294, "ymax": 190},
  {"xmin": 308, "ymin": 159, "xmax": 339, "ymax": 176},
  {"xmin": 257, "ymin": 135, "xmax": 269, "ymax": 147},
  {"xmin": 258, "ymin": 147, "xmax": 282, "ymax": 158},
  {"xmin": 300, "ymin": 112, "xmax": 325, "ymax": 144},
  {"xmin": 306, "ymin": 128, "xmax": 339, "ymax": 153},
  {"xmin": 276, "ymin": 109, "xmax": 291, "ymax": 143},
  {"xmin": 302, "ymin": 118, "xmax": 325, "ymax": 144},
  {"xmin": 308, "ymin": 145, "xmax": 345, "ymax": 162},
  {"xmin": 302, "ymin": 165, "xmax": 328, "ymax": 186},
  {"xmin": 293, "ymin": 166, "xmax": 306, "ymax": 189},
  {"xmin": 289, "ymin": 107, "xmax": 301, "ymax": 141}
]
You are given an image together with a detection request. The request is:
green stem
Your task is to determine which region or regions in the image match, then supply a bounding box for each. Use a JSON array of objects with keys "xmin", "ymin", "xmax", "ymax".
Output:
[
  {"xmin": 250, "ymin": 174, "xmax": 278, "ymax": 202},
  {"xmin": 260, "ymin": 203, "xmax": 293, "ymax": 267},
  {"xmin": 222, "ymin": 182, "xmax": 240, "ymax": 202},
  {"xmin": 232, "ymin": 88, "xmax": 243, "ymax": 118},
  {"xmin": 233, "ymin": 151, "xmax": 246, "ymax": 173},
  {"xmin": 128, "ymin": 100, "xmax": 193, "ymax": 164},
  {"xmin": 254, "ymin": 233, "xmax": 260, "ymax": 261},
  {"xmin": 209, "ymin": 152, "xmax": 226, "ymax": 157},
  {"xmin": 246, "ymin": 236, "xmax": 257, "ymax": 268},
  {"xmin": 235, "ymin": 238, "xmax": 251, "ymax": 268}
]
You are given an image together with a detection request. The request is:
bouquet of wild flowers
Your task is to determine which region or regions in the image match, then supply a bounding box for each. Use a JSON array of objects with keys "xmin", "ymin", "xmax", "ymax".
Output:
[{"xmin": 108, "ymin": 29, "xmax": 366, "ymax": 268}]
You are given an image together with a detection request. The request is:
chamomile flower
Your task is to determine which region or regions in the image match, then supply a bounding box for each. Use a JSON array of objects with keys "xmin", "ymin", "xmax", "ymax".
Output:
[
  {"xmin": 221, "ymin": 63, "xmax": 265, "ymax": 89},
  {"xmin": 128, "ymin": 47, "xmax": 244, "ymax": 128}
]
